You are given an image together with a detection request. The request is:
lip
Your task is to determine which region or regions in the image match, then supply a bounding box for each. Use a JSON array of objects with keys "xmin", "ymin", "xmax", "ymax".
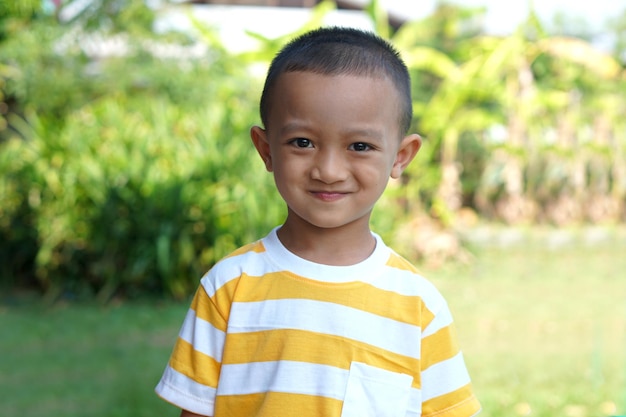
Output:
[{"xmin": 310, "ymin": 191, "xmax": 348, "ymax": 202}]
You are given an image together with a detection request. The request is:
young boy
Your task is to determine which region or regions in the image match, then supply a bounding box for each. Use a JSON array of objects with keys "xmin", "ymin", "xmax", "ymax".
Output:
[{"xmin": 156, "ymin": 27, "xmax": 481, "ymax": 417}]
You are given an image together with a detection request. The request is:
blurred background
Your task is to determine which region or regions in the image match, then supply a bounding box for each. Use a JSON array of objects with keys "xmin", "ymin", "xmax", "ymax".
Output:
[{"xmin": 0, "ymin": 1, "xmax": 625, "ymax": 416}]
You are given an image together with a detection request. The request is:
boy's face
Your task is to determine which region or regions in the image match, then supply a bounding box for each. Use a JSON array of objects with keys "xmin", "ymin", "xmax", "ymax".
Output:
[{"xmin": 251, "ymin": 71, "xmax": 421, "ymax": 232}]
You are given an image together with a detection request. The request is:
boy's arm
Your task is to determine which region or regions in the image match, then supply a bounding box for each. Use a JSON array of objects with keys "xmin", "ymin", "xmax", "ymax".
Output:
[{"xmin": 180, "ymin": 410, "xmax": 210, "ymax": 417}]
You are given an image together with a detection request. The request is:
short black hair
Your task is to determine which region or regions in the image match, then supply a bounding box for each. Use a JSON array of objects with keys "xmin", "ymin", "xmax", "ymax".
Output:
[{"xmin": 259, "ymin": 26, "xmax": 413, "ymax": 135}]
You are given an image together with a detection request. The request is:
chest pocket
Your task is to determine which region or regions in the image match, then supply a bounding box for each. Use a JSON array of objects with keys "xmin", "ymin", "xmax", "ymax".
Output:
[{"xmin": 341, "ymin": 362, "xmax": 413, "ymax": 417}]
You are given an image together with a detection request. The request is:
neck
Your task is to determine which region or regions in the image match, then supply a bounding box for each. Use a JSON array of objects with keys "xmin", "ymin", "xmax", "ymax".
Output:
[{"xmin": 276, "ymin": 215, "xmax": 376, "ymax": 266}]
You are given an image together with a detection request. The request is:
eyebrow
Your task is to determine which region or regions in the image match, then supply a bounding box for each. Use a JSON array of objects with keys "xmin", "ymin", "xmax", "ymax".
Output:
[
  {"xmin": 343, "ymin": 128, "xmax": 384, "ymax": 141},
  {"xmin": 278, "ymin": 122, "xmax": 310, "ymax": 136},
  {"xmin": 279, "ymin": 122, "xmax": 384, "ymax": 141}
]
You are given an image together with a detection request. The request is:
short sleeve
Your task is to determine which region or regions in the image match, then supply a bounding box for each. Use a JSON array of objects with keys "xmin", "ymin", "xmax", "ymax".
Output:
[
  {"xmin": 155, "ymin": 285, "xmax": 227, "ymax": 416},
  {"xmin": 420, "ymin": 300, "xmax": 481, "ymax": 417}
]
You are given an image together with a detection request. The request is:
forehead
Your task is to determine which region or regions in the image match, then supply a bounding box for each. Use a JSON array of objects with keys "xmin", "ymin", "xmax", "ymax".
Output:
[
  {"xmin": 273, "ymin": 69, "xmax": 396, "ymax": 92},
  {"xmin": 265, "ymin": 71, "xmax": 403, "ymax": 137}
]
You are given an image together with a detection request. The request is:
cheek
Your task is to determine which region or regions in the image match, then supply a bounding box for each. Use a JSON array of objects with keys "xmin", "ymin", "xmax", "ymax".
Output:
[
  {"xmin": 354, "ymin": 172, "xmax": 390, "ymax": 199},
  {"xmin": 271, "ymin": 159, "xmax": 302, "ymax": 191},
  {"xmin": 357, "ymin": 159, "xmax": 393, "ymax": 181},
  {"xmin": 272, "ymin": 157, "xmax": 298, "ymax": 177}
]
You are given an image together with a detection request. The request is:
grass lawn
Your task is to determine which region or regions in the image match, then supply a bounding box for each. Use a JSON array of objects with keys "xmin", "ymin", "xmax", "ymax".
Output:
[
  {"xmin": 1, "ymin": 226, "xmax": 625, "ymax": 417},
  {"xmin": 0, "ymin": 298, "xmax": 188, "ymax": 417},
  {"xmin": 427, "ymin": 226, "xmax": 626, "ymax": 417}
]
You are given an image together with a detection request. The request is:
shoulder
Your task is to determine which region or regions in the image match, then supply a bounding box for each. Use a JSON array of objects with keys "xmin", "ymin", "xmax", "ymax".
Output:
[
  {"xmin": 385, "ymin": 250, "xmax": 420, "ymax": 273},
  {"xmin": 378, "ymin": 250, "xmax": 449, "ymax": 313},
  {"xmin": 223, "ymin": 239, "xmax": 266, "ymax": 259},
  {"xmin": 199, "ymin": 238, "xmax": 271, "ymax": 295}
]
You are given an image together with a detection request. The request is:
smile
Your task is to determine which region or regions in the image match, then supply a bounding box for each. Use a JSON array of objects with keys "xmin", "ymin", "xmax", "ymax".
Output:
[{"xmin": 311, "ymin": 191, "xmax": 348, "ymax": 202}]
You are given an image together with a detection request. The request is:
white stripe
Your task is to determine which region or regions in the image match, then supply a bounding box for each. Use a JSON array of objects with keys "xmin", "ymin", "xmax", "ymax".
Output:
[
  {"xmin": 421, "ymin": 304, "xmax": 453, "ymax": 338},
  {"xmin": 421, "ymin": 351, "xmax": 471, "ymax": 401},
  {"xmin": 179, "ymin": 308, "xmax": 226, "ymax": 362},
  {"xmin": 201, "ymin": 249, "xmax": 272, "ymax": 297},
  {"xmin": 372, "ymin": 267, "xmax": 447, "ymax": 313},
  {"xmin": 408, "ymin": 388, "xmax": 423, "ymax": 416},
  {"xmin": 217, "ymin": 360, "xmax": 349, "ymax": 399},
  {"xmin": 217, "ymin": 360, "xmax": 425, "ymax": 414},
  {"xmin": 155, "ymin": 366, "xmax": 217, "ymax": 416},
  {"xmin": 228, "ymin": 299, "xmax": 421, "ymax": 358},
  {"xmin": 368, "ymin": 268, "xmax": 453, "ymax": 338}
]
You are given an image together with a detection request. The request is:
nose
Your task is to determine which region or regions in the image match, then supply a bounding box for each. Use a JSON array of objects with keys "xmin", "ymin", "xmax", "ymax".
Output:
[{"xmin": 310, "ymin": 149, "xmax": 349, "ymax": 183}]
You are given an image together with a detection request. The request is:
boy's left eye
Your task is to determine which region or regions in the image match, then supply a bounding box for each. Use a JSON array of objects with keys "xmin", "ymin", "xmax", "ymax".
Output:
[{"xmin": 349, "ymin": 142, "xmax": 371, "ymax": 152}]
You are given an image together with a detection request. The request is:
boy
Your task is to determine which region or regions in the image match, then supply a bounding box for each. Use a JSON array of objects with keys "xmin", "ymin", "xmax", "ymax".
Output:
[{"xmin": 156, "ymin": 27, "xmax": 481, "ymax": 417}]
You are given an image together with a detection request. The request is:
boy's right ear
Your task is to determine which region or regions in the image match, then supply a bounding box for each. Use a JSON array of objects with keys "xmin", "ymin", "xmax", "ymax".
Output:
[{"xmin": 250, "ymin": 126, "xmax": 273, "ymax": 172}]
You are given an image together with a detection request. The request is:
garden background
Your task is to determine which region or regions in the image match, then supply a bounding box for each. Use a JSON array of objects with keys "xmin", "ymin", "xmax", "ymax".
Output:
[{"xmin": 1, "ymin": 1, "xmax": 625, "ymax": 416}]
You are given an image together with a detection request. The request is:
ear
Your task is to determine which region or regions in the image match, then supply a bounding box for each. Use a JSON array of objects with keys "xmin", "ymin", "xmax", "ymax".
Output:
[
  {"xmin": 250, "ymin": 126, "xmax": 273, "ymax": 172},
  {"xmin": 390, "ymin": 133, "xmax": 422, "ymax": 179}
]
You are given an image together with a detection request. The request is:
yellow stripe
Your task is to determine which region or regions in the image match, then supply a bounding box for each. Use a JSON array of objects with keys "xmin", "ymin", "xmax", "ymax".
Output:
[
  {"xmin": 215, "ymin": 392, "xmax": 343, "ymax": 417},
  {"xmin": 385, "ymin": 252, "xmax": 419, "ymax": 272},
  {"xmin": 191, "ymin": 286, "xmax": 228, "ymax": 331},
  {"xmin": 421, "ymin": 325, "xmax": 460, "ymax": 370},
  {"xmin": 420, "ymin": 304, "xmax": 436, "ymax": 332},
  {"xmin": 169, "ymin": 337, "xmax": 221, "ymax": 388},
  {"xmin": 191, "ymin": 241, "xmax": 263, "ymax": 329},
  {"xmin": 422, "ymin": 383, "xmax": 481, "ymax": 417},
  {"xmin": 224, "ymin": 240, "xmax": 265, "ymax": 259},
  {"xmin": 222, "ymin": 329, "xmax": 422, "ymax": 387},
  {"xmin": 192, "ymin": 278, "xmax": 245, "ymax": 331},
  {"xmin": 235, "ymin": 272, "xmax": 427, "ymax": 326}
]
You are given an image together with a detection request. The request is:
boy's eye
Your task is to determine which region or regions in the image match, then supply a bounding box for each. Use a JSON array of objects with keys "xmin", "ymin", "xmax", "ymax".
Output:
[
  {"xmin": 349, "ymin": 142, "xmax": 371, "ymax": 152},
  {"xmin": 290, "ymin": 138, "xmax": 313, "ymax": 148}
]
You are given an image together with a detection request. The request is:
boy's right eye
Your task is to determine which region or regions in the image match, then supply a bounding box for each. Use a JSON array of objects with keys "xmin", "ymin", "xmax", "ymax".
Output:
[{"xmin": 290, "ymin": 138, "xmax": 313, "ymax": 148}]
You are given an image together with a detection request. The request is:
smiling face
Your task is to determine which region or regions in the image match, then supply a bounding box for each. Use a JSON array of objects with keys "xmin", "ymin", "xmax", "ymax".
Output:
[{"xmin": 251, "ymin": 71, "xmax": 421, "ymax": 235}]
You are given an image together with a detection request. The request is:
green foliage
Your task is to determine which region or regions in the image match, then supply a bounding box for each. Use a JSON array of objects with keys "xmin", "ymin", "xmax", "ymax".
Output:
[
  {"xmin": 0, "ymin": 0, "xmax": 41, "ymax": 18},
  {"xmin": 70, "ymin": 0, "xmax": 155, "ymax": 35},
  {"xmin": 1, "ymin": 82, "xmax": 284, "ymax": 298},
  {"xmin": 1, "ymin": 0, "xmax": 625, "ymax": 300},
  {"xmin": 238, "ymin": 0, "xmax": 337, "ymax": 65},
  {"xmin": 0, "ymin": 0, "xmax": 42, "ymax": 41},
  {"xmin": 397, "ymin": 8, "xmax": 626, "ymax": 224},
  {"xmin": 0, "ymin": 21, "xmax": 94, "ymax": 132},
  {"xmin": 1, "ymin": 84, "xmax": 282, "ymax": 299},
  {"xmin": 608, "ymin": 8, "xmax": 626, "ymax": 65},
  {"xmin": 364, "ymin": 0, "xmax": 389, "ymax": 40},
  {"xmin": 0, "ymin": 14, "xmax": 283, "ymax": 299}
]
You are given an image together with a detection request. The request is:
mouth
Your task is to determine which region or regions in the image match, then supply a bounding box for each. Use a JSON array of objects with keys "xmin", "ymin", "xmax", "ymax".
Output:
[{"xmin": 310, "ymin": 191, "xmax": 348, "ymax": 202}]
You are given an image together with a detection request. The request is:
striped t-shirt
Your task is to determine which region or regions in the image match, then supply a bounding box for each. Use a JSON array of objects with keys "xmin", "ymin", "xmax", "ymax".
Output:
[{"xmin": 155, "ymin": 227, "xmax": 480, "ymax": 417}]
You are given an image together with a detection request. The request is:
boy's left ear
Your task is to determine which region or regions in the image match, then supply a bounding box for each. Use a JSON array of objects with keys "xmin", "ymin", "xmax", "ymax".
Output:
[{"xmin": 391, "ymin": 134, "xmax": 422, "ymax": 179}]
